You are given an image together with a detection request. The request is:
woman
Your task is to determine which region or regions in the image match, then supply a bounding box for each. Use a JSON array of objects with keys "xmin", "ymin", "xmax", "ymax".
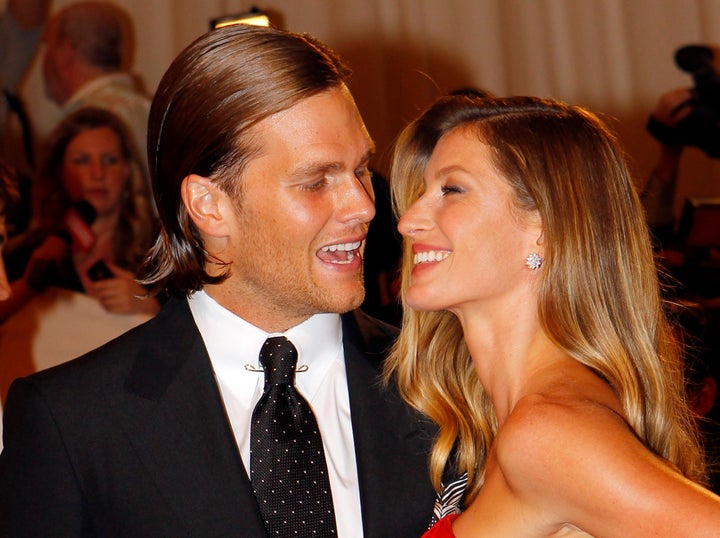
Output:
[
  {"xmin": 1, "ymin": 106, "xmax": 159, "ymax": 320},
  {"xmin": 386, "ymin": 95, "xmax": 720, "ymax": 536}
]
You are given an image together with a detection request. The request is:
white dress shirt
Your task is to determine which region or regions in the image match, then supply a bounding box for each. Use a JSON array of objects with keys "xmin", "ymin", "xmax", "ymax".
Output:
[{"xmin": 188, "ymin": 290, "xmax": 363, "ymax": 537}]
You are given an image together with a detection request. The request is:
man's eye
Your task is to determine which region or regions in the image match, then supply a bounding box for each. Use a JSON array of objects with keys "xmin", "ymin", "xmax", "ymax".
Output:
[
  {"xmin": 355, "ymin": 167, "xmax": 371, "ymax": 181},
  {"xmin": 300, "ymin": 178, "xmax": 329, "ymax": 192}
]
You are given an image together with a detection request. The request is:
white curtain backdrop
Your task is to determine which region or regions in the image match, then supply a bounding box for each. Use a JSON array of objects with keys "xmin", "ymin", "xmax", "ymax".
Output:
[{"xmin": 15, "ymin": 0, "xmax": 720, "ymax": 218}]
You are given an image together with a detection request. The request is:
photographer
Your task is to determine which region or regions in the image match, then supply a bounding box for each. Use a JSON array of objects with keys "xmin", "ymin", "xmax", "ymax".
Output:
[
  {"xmin": 644, "ymin": 45, "xmax": 720, "ymax": 247},
  {"xmin": 643, "ymin": 87, "xmax": 693, "ymax": 245}
]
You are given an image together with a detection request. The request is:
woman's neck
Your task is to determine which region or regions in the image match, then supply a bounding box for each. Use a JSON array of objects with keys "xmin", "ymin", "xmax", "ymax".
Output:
[{"xmin": 457, "ymin": 301, "xmax": 564, "ymax": 425}]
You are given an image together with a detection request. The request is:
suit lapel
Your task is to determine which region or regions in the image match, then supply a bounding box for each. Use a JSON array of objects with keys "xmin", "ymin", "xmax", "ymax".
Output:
[
  {"xmin": 100, "ymin": 303, "xmax": 435, "ymax": 536},
  {"xmin": 108, "ymin": 299, "xmax": 267, "ymax": 535},
  {"xmin": 342, "ymin": 311, "xmax": 436, "ymax": 537}
]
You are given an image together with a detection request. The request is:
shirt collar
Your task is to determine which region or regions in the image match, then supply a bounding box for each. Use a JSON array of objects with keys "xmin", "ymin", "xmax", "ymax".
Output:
[
  {"xmin": 187, "ymin": 290, "xmax": 343, "ymax": 398},
  {"xmin": 65, "ymin": 72, "xmax": 136, "ymax": 109}
]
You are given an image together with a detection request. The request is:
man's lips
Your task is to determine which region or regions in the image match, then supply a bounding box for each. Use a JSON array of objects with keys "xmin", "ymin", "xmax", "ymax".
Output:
[{"xmin": 317, "ymin": 240, "xmax": 363, "ymax": 265}]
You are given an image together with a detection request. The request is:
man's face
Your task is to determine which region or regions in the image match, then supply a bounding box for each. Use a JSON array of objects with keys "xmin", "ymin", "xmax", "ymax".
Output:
[{"xmin": 207, "ymin": 86, "xmax": 376, "ymax": 331}]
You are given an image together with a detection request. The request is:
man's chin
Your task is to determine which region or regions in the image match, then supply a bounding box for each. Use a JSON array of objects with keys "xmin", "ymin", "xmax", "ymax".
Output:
[{"xmin": 320, "ymin": 286, "xmax": 365, "ymax": 314}]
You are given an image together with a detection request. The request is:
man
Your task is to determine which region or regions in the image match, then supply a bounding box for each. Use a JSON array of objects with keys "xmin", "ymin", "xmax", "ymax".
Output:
[
  {"xmin": 1, "ymin": 0, "xmax": 49, "ymax": 132},
  {"xmin": 0, "ymin": 24, "xmax": 439, "ymax": 536},
  {"xmin": 0, "ymin": 0, "xmax": 51, "ymax": 233},
  {"xmin": 41, "ymin": 1, "xmax": 149, "ymax": 174},
  {"xmin": 642, "ymin": 86, "xmax": 695, "ymax": 247}
]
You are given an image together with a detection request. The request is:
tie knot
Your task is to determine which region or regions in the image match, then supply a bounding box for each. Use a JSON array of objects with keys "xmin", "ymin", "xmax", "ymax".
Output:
[{"xmin": 259, "ymin": 336, "xmax": 298, "ymax": 386}]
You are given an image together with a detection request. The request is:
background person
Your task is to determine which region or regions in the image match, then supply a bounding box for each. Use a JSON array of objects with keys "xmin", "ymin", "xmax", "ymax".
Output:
[
  {"xmin": 0, "ymin": 159, "xmax": 20, "ymax": 451},
  {"xmin": 642, "ymin": 86, "xmax": 695, "ymax": 247},
  {"xmin": 41, "ymin": 1, "xmax": 150, "ymax": 178},
  {"xmin": 1, "ymin": 106, "xmax": 159, "ymax": 321},
  {"xmin": 0, "ymin": 107, "xmax": 159, "ymax": 400},
  {"xmin": 0, "ymin": 0, "xmax": 51, "ymax": 235},
  {"xmin": 386, "ymin": 94, "xmax": 720, "ymax": 536},
  {"xmin": 0, "ymin": 160, "xmax": 17, "ymax": 299},
  {"xmin": 0, "ymin": 23, "xmax": 440, "ymax": 536}
]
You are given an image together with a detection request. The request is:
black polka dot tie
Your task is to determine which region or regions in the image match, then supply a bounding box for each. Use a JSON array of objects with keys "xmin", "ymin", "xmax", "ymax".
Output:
[{"xmin": 250, "ymin": 336, "xmax": 337, "ymax": 537}]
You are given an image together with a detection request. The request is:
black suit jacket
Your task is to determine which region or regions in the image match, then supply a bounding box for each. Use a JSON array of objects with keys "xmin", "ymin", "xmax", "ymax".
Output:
[{"xmin": 0, "ymin": 298, "xmax": 436, "ymax": 537}]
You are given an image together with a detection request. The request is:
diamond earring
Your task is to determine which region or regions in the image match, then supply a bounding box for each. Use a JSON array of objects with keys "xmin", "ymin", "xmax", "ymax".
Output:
[{"xmin": 526, "ymin": 253, "xmax": 543, "ymax": 270}]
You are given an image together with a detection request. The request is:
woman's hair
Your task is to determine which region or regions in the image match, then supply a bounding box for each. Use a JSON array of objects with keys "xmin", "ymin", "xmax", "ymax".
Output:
[
  {"xmin": 386, "ymin": 94, "xmax": 704, "ymax": 503},
  {"xmin": 140, "ymin": 24, "xmax": 351, "ymax": 297},
  {"xmin": 36, "ymin": 106, "xmax": 156, "ymax": 271}
]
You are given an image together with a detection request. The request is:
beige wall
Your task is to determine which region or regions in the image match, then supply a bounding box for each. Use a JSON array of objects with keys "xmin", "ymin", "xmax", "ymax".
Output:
[{"xmin": 18, "ymin": 0, "xmax": 720, "ymax": 218}]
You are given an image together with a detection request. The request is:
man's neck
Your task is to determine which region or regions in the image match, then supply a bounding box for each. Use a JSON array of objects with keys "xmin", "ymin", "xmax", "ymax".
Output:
[
  {"xmin": 62, "ymin": 66, "xmax": 118, "ymax": 105},
  {"xmin": 200, "ymin": 283, "xmax": 319, "ymax": 334}
]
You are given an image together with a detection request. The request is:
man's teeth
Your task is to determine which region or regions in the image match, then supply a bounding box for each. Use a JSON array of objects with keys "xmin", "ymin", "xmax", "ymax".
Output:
[
  {"xmin": 321, "ymin": 241, "xmax": 361, "ymax": 253},
  {"xmin": 320, "ymin": 241, "xmax": 361, "ymax": 265},
  {"xmin": 414, "ymin": 250, "xmax": 450, "ymax": 265}
]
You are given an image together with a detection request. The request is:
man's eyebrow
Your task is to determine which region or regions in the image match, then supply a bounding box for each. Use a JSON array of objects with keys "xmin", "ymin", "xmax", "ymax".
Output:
[
  {"xmin": 287, "ymin": 147, "xmax": 376, "ymax": 180},
  {"xmin": 288, "ymin": 161, "xmax": 342, "ymax": 180}
]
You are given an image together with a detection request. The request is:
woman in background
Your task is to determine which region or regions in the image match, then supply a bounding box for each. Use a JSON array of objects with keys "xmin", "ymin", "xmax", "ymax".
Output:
[
  {"xmin": 1, "ymin": 106, "xmax": 159, "ymax": 320},
  {"xmin": 386, "ymin": 94, "xmax": 720, "ymax": 536}
]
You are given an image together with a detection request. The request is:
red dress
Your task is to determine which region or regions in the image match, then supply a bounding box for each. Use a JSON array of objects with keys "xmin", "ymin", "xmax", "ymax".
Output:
[{"xmin": 422, "ymin": 514, "xmax": 459, "ymax": 538}]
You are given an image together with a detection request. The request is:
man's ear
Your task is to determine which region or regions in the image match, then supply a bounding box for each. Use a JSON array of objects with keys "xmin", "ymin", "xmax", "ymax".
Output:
[{"xmin": 181, "ymin": 174, "xmax": 230, "ymax": 238}]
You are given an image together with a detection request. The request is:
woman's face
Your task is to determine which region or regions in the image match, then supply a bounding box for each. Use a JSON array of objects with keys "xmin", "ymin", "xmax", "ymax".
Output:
[
  {"xmin": 61, "ymin": 126, "xmax": 130, "ymax": 217},
  {"xmin": 397, "ymin": 126, "xmax": 541, "ymax": 316}
]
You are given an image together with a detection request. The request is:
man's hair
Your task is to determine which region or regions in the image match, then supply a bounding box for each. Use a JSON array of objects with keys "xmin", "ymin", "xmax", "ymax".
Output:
[
  {"xmin": 386, "ymin": 94, "xmax": 705, "ymax": 502},
  {"xmin": 140, "ymin": 24, "xmax": 351, "ymax": 297},
  {"xmin": 55, "ymin": 1, "xmax": 132, "ymax": 71}
]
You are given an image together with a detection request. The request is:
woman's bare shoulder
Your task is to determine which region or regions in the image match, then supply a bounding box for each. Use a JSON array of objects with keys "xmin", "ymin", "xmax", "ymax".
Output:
[
  {"xmin": 496, "ymin": 388, "xmax": 631, "ymax": 475},
  {"xmin": 493, "ymin": 381, "xmax": 720, "ymax": 535}
]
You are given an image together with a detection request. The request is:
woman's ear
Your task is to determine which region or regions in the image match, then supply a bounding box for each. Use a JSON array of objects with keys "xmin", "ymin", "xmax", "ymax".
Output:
[{"xmin": 181, "ymin": 174, "xmax": 230, "ymax": 237}]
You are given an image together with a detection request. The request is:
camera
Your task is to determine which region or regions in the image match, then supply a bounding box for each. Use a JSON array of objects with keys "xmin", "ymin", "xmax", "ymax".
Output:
[{"xmin": 647, "ymin": 44, "xmax": 720, "ymax": 158}]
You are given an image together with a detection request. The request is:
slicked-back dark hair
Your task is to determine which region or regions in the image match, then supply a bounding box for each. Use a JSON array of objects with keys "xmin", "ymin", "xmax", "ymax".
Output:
[{"xmin": 140, "ymin": 24, "xmax": 351, "ymax": 297}]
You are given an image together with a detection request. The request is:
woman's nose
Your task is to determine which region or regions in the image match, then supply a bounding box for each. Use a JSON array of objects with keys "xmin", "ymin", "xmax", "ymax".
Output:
[
  {"xmin": 90, "ymin": 159, "xmax": 105, "ymax": 180},
  {"xmin": 397, "ymin": 199, "xmax": 431, "ymax": 237}
]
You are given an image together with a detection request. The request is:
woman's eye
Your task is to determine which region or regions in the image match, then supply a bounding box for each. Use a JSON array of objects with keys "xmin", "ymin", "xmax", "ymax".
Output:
[
  {"xmin": 102, "ymin": 154, "xmax": 120, "ymax": 165},
  {"xmin": 441, "ymin": 184, "xmax": 464, "ymax": 195}
]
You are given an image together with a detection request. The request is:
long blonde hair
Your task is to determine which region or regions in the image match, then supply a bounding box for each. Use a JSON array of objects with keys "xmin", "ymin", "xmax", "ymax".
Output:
[{"xmin": 386, "ymin": 95, "xmax": 704, "ymax": 504}]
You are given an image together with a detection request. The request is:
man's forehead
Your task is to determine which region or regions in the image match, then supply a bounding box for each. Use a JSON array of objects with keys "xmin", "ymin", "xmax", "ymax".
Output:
[{"xmin": 247, "ymin": 92, "xmax": 373, "ymax": 161}]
